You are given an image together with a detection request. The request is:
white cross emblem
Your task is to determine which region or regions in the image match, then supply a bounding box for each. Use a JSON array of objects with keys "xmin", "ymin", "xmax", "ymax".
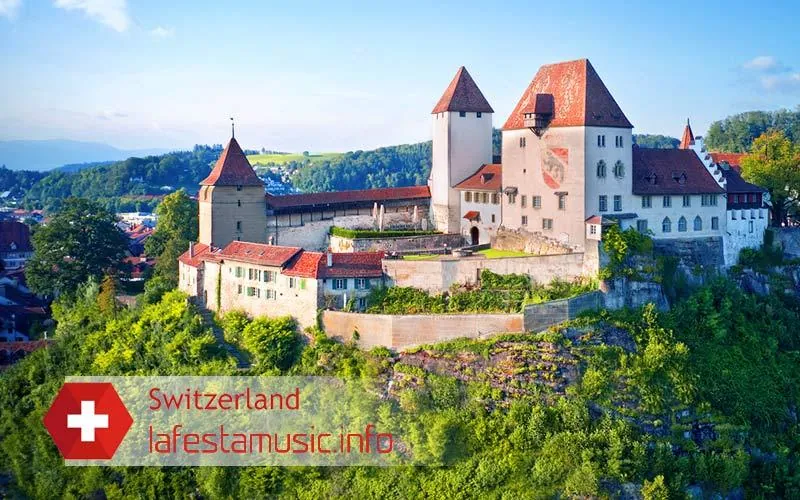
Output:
[{"xmin": 67, "ymin": 400, "xmax": 109, "ymax": 442}]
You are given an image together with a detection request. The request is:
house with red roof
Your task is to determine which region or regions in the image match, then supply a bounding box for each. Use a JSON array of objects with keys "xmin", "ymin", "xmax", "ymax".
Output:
[
  {"xmin": 178, "ymin": 240, "xmax": 384, "ymax": 328},
  {"xmin": 453, "ymin": 163, "xmax": 502, "ymax": 244},
  {"xmin": 677, "ymin": 120, "xmax": 769, "ymax": 263},
  {"xmin": 0, "ymin": 220, "xmax": 34, "ymax": 270}
]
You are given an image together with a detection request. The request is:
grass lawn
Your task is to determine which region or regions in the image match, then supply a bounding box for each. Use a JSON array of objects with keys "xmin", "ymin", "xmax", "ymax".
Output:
[
  {"xmin": 247, "ymin": 152, "xmax": 343, "ymax": 165},
  {"xmin": 402, "ymin": 254, "xmax": 442, "ymax": 261},
  {"xmin": 478, "ymin": 249, "xmax": 532, "ymax": 259}
]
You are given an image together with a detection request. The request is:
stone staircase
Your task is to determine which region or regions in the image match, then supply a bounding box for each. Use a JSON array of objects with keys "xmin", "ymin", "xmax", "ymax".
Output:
[{"xmin": 196, "ymin": 306, "xmax": 250, "ymax": 369}]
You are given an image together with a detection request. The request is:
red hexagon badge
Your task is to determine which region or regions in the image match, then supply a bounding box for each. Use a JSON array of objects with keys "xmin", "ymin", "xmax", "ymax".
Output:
[{"xmin": 43, "ymin": 382, "xmax": 133, "ymax": 460}]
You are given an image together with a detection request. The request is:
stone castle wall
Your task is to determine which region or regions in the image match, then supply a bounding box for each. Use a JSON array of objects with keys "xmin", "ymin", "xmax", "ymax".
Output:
[
  {"xmin": 383, "ymin": 253, "xmax": 587, "ymax": 293},
  {"xmin": 491, "ymin": 226, "xmax": 577, "ymax": 255},
  {"xmin": 653, "ymin": 236, "xmax": 724, "ymax": 270}
]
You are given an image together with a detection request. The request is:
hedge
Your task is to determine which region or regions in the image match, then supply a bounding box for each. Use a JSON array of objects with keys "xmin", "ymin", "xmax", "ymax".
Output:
[{"xmin": 329, "ymin": 226, "xmax": 440, "ymax": 239}]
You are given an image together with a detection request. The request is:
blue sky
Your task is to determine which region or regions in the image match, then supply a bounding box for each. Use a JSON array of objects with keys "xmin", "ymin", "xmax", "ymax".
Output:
[{"xmin": 1, "ymin": 0, "xmax": 799, "ymax": 152}]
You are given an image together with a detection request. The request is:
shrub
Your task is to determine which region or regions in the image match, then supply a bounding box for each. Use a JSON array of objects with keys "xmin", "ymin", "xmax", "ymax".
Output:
[
  {"xmin": 600, "ymin": 224, "xmax": 653, "ymax": 279},
  {"xmin": 241, "ymin": 316, "xmax": 299, "ymax": 370},
  {"xmin": 220, "ymin": 310, "xmax": 250, "ymax": 345}
]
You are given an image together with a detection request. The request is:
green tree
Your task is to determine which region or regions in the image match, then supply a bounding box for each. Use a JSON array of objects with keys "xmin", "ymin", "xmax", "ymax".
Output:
[
  {"xmin": 740, "ymin": 130, "xmax": 800, "ymax": 226},
  {"xmin": 26, "ymin": 198, "xmax": 128, "ymax": 296},
  {"xmin": 705, "ymin": 108, "xmax": 800, "ymax": 152},
  {"xmin": 145, "ymin": 189, "xmax": 198, "ymax": 257},
  {"xmin": 97, "ymin": 274, "xmax": 119, "ymax": 317},
  {"xmin": 241, "ymin": 316, "xmax": 298, "ymax": 370}
]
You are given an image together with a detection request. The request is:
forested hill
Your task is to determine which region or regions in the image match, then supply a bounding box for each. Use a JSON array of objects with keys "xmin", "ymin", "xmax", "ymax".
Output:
[
  {"xmin": 11, "ymin": 145, "xmax": 225, "ymax": 212},
  {"xmin": 706, "ymin": 108, "xmax": 800, "ymax": 153}
]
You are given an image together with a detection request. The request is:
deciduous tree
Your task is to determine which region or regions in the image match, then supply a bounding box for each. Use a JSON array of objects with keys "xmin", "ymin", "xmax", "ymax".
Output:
[{"xmin": 741, "ymin": 131, "xmax": 800, "ymax": 226}]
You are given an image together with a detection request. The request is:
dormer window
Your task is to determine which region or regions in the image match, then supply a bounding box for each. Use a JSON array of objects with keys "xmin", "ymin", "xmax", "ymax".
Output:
[
  {"xmin": 645, "ymin": 173, "xmax": 658, "ymax": 185},
  {"xmin": 236, "ymin": 185, "xmax": 243, "ymax": 191},
  {"xmin": 523, "ymin": 93, "xmax": 554, "ymax": 137},
  {"xmin": 459, "ymin": 111, "xmax": 466, "ymax": 117},
  {"xmin": 477, "ymin": 112, "xmax": 482, "ymax": 118}
]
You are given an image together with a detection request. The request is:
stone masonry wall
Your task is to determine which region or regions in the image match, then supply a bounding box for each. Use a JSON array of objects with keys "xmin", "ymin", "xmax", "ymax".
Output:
[
  {"xmin": 322, "ymin": 310, "xmax": 524, "ymax": 350},
  {"xmin": 653, "ymin": 236, "xmax": 724, "ymax": 271},
  {"xmin": 523, "ymin": 291, "xmax": 604, "ymax": 332},
  {"xmin": 491, "ymin": 226, "xmax": 578, "ymax": 254},
  {"xmin": 383, "ymin": 253, "xmax": 586, "ymax": 293}
]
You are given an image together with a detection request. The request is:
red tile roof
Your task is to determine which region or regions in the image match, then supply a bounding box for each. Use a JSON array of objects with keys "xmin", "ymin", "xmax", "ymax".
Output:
[
  {"xmin": 178, "ymin": 242, "xmax": 212, "ymax": 268},
  {"xmin": 503, "ymin": 59, "xmax": 633, "ymax": 130},
  {"xmin": 632, "ymin": 146, "xmax": 726, "ymax": 195},
  {"xmin": 216, "ymin": 241, "xmax": 302, "ymax": 267},
  {"xmin": 463, "ymin": 211, "xmax": 480, "ymax": 221},
  {"xmin": 283, "ymin": 251, "xmax": 324, "ymax": 278},
  {"xmin": 454, "ymin": 164, "xmax": 502, "ymax": 191},
  {"xmin": 200, "ymin": 138, "xmax": 263, "ymax": 187},
  {"xmin": 679, "ymin": 119, "xmax": 695, "ymax": 149},
  {"xmin": 265, "ymin": 185, "xmax": 431, "ymax": 210},
  {"xmin": 283, "ymin": 251, "xmax": 384, "ymax": 279},
  {"xmin": 584, "ymin": 215, "xmax": 603, "ymax": 224},
  {"xmin": 432, "ymin": 66, "xmax": 494, "ymax": 114},
  {"xmin": 710, "ymin": 152, "xmax": 745, "ymax": 172},
  {"xmin": 0, "ymin": 221, "xmax": 32, "ymax": 253}
]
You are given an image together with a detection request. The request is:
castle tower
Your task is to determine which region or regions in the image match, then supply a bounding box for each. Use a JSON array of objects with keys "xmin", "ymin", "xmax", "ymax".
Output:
[
  {"xmin": 430, "ymin": 66, "xmax": 494, "ymax": 233},
  {"xmin": 679, "ymin": 118, "xmax": 695, "ymax": 149},
  {"xmin": 198, "ymin": 136, "xmax": 267, "ymax": 248}
]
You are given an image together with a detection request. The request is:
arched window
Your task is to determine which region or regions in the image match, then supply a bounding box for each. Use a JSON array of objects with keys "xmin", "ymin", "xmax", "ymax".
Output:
[
  {"xmin": 693, "ymin": 216, "xmax": 702, "ymax": 231},
  {"xmin": 614, "ymin": 160, "xmax": 625, "ymax": 178},
  {"xmin": 596, "ymin": 160, "xmax": 606, "ymax": 178},
  {"xmin": 678, "ymin": 216, "xmax": 687, "ymax": 232},
  {"xmin": 662, "ymin": 217, "xmax": 671, "ymax": 233}
]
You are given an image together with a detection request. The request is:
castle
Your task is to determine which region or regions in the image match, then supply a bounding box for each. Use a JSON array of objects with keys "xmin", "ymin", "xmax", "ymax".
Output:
[{"xmin": 179, "ymin": 58, "xmax": 768, "ymax": 329}]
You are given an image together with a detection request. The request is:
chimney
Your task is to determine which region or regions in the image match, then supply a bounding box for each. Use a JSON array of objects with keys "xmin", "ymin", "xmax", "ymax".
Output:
[
  {"xmin": 189, "ymin": 241, "xmax": 194, "ymax": 258},
  {"xmin": 326, "ymin": 253, "xmax": 333, "ymax": 267}
]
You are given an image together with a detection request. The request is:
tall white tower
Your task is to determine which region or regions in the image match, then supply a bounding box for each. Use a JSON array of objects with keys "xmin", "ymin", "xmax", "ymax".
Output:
[{"xmin": 429, "ymin": 66, "xmax": 494, "ymax": 233}]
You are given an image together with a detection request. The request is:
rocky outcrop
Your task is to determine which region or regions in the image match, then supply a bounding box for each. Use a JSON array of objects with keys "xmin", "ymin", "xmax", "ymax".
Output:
[{"xmin": 601, "ymin": 277, "xmax": 670, "ymax": 311}]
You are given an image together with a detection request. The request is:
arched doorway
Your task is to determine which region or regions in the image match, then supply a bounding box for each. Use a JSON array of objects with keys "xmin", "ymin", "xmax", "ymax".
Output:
[{"xmin": 470, "ymin": 227, "xmax": 480, "ymax": 245}]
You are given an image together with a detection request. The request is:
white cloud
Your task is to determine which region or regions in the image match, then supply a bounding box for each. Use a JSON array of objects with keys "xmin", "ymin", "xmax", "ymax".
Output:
[
  {"xmin": 149, "ymin": 26, "xmax": 174, "ymax": 38},
  {"xmin": 743, "ymin": 55, "xmax": 779, "ymax": 71},
  {"xmin": 0, "ymin": 0, "xmax": 22, "ymax": 19},
  {"xmin": 53, "ymin": 0, "xmax": 130, "ymax": 32},
  {"xmin": 760, "ymin": 73, "xmax": 800, "ymax": 92}
]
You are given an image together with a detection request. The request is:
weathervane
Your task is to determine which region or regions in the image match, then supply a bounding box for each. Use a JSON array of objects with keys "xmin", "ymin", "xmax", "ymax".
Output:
[{"xmin": 230, "ymin": 117, "xmax": 235, "ymax": 139}]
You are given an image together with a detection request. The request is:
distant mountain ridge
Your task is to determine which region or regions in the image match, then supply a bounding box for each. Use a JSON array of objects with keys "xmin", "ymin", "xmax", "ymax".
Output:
[{"xmin": 0, "ymin": 139, "xmax": 170, "ymax": 171}]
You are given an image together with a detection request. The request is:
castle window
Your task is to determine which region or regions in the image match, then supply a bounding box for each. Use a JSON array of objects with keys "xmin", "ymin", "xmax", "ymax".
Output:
[
  {"xmin": 459, "ymin": 111, "xmax": 466, "ymax": 117},
  {"xmin": 597, "ymin": 135, "xmax": 606, "ymax": 147},
  {"xmin": 678, "ymin": 216, "xmax": 687, "ymax": 232},
  {"xmin": 519, "ymin": 137, "xmax": 526, "ymax": 148},
  {"xmin": 355, "ymin": 278, "xmax": 369, "ymax": 289},
  {"xmin": 711, "ymin": 217, "xmax": 719, "ymax": 230},
  {"xmin": 236, "ymin": 221, "xmax": 242, "ymax": 231},
  {"xmin": 732, "ymin": 211, "xmax": 737, "ymax": 220},
  {"xmin": 662, "ymin": 195, "xmax": 671, "ymax": 208},
  {"xmin": 521, "ymin": 216, "xmax": 528, "ymax": 226},
  {"xmin": 759, "ymin": 210, "xmax": 764, "ymax": 219},
  {"xmin": 482, "ymin": 192, "xmax": 489, "ymax": 203},
  {"xmin": 508, "ymin": 193, "xmax": 516, "ymax": 204},
  {"xmin": 613, "ymin": 161, "xmax": 625, "ymax": 178},
  {"xmin": 662, "ymin": 217, "xmax": 671, "ymax": 233},
  {"xmin": 589, "ymin": 225, "xmax": 597, "ymax": 235},
  {"xmin": 236, "ymin": 185, "xmax": 243, "ymax": 191},
  {"xmin": 542, "ymin": 218, "xmax": 553, "ymax": 230},
  {"xmin": 235, "ymin": 266, "xmax": 243, "ymax": 278},
  {"xmin": 683, "ymin": 195, "xmax": 691, "ymax": 207},
  {"xmin": 558, "ymin": 193, "xmax": 566, "ymax": 210},
  {"xmin": 694, "ymin": 216, "xmax": 702, "ymax": 231},
  {"xmin": 613, "ymin": 195, "xmax": 622, "ymax": 212},
  {"xmin": 521, "ymin": 195, "xmax": 527, "ymax": 208},
  {"xmin": 288, "ymin": 277, "xmax": 297, "ymax": 289},
  {"xmin": 465, "ymin": 192, "xmax": 472, "ymax": 202},
  {"xmin": 491, "ymin": 193, "xmax": 500, "ymax": 204},
  {"xmin": 237, "ymin": 285, "xmax": 242, "ymax": 294},
  {"xmin": 477, "ymin": 112, "xmax": 482, "ymax": 118},
  {"xmin": 641, "ymin": 195, "xmax": 652, "ymax": 208},
  {"xmin": 264, "ymin": 289, "xmax": 276, "ymax": 300},
  {"xmin": 237, "ymin": 200, "xmax": 241, "ymax": 207},
  {"xmin": 749, "ymin": 220, "xmax": 754, "ymax": 233},
  {"xmin": 532, "ymin": 196, "xmax": 542, "ymax": 209},
  {"xmin": 596, "ymin": 160, "xmax": 606, "ymax": 178},
  {"xmin": 491, "ymin": 214, "xmax": 496, "ymax": 223},
  {"xmin": 333, "ymin": 279, "xmax": 347, "ymax": 290},
  {"xmin": 637, "ymin": 219, "xmax": 648, "ymax": 233},
  {"xmin": 599, "ymin": 195, "xmax": 608, "ymax": 212}
]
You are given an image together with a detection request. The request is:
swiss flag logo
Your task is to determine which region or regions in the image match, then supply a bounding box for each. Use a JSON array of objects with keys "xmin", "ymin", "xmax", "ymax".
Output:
[{"xmin": 43, "ymin": 382, "xmax": 133, "ymax": 460}]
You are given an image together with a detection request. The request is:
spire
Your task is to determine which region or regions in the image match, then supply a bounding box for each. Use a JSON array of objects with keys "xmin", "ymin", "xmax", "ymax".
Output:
[
  {"xmin": 679, "ymin": 118, "xmax": 695, "ymax": 149},
  {"xmin": 432, "ymin": 66, "xmax": 494, "ymax": 114},
  {"xmin": 230, "ymin": 117, "xmax": 235, "ymax": 139},
  {"xmin": 200, "ymin": 137, "xmax": 263, "ymax": 187}
]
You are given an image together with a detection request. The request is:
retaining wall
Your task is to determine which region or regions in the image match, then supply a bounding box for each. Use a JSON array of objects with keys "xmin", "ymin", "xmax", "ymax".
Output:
[{"xmin": 330, "ymin": 233, "xmax": 465, "ymax": 253}]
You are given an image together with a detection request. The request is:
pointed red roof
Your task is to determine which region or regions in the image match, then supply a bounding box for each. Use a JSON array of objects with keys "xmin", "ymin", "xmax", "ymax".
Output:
[
  {"xmin": 432, "ymin": 66, "xmax": 494, "ymax": 114},
  {"xmin": 503, "ymin": 59, "xmax": 633, "ymax": 130},
  {"xmin": 679, "ymin": 119, "xmax": 695, "ymax": 149},
  {"xmin": 200, "ymin": 138, "xmax": 263, "ymax": 187}
]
